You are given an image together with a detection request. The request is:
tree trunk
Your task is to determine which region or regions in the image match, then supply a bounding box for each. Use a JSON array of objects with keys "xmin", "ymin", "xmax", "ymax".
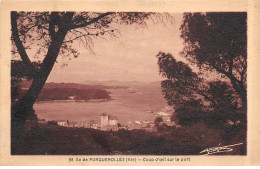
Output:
[
  {"xmin": 238, "ymin": 86, "xmax": 247, "ymax": 109},
  {"xmin": 11, "ymin": 12, "xmax": 75, "ymax": 143},
  {"xmin": 11, "ymin": 28, "xmax": 69, "ymax": 139},
  {"xmin": 229, "ymin": 79, "xmax": 247, "ymax": 109},
  {"xmin": 11, "ymin": 74, "xmax": 49, "ymax": 139},
  {"xmin": 12, "ymin": 73, "xmax": 49, "ymax": 121}
]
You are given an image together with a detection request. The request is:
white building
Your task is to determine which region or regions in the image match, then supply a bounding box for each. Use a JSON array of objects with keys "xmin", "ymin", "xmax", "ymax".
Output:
[
  {"xmin": 100, "ymin": 113, "xmax": 109, "ymax": 128},
  {"xmin": 57, "ymin": 121, "xmax": 69, "ymax": 127},
  {"xmin": 69, "ymin": 96, "xmax": 76, "ymax": 100},
  {"xmin": 108, "ymin": 116, "xmax": 118, "ymax": 126}
]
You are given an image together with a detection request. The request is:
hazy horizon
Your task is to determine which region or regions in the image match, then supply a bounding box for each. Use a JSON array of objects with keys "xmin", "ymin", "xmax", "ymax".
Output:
[{"xmin": 46, "ymin": 75, "xmax": 165, "ymax": 84}]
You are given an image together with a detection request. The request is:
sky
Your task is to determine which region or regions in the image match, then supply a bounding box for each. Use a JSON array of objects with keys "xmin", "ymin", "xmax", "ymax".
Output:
[{"xmin": 45, "ymin": 13, "xmax": 185, "ymax": 83}]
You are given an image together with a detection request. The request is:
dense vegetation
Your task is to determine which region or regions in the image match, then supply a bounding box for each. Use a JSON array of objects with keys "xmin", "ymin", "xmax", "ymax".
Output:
[
  {"xmin": 12, "ymin": 81, "xmax": 114, "ymax": 102},
  {"xmin": 157, "ymin": 13, "xmax": 247, "ymax": 128},
  {"xmin": 20, "ymin": 80, "xmax": 127, "ymax": 90},
  {"xmin": 12, "ymin": 121, "xmax": 246, "ymax": 155},
  {"xmin": 18, "ymin": 88, "xmax": 111, "ymax": 101}
]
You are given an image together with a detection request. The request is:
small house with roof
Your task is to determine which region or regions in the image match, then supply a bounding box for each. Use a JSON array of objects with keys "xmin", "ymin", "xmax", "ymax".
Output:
[
  {"xmin": 90, "ymin": 120, "xmax": 98, "ymax": 129},
  {"xmin": 57, "ymin": 120, "xmax": 69, "ymax": 127}
]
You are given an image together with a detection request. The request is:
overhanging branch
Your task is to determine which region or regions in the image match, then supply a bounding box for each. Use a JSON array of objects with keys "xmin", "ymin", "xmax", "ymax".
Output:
[
  {"xmin": 11, "ymin": 11, "xmax": 35, "ymax": 72},
  {"xmin": 69, "ymin": 12, "xmax": 115, "ymax": 30}
]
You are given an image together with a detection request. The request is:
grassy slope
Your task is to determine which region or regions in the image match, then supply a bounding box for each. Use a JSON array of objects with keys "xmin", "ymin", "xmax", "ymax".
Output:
[{"xmin": 11, "ymin": 121, "xmax": 246, "ymax": 155}]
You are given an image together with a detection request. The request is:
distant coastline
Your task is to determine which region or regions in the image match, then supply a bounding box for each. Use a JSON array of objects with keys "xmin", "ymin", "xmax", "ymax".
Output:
[
  {"xmin": 35, "ymin": 98, "xmax": 113, "ymax": 103},
  {"xmin": 19, "ymin": 81, "xmax": 125, "ymax": 102},
  {"xmin": 18, "ymin": 80, "xmax": 161, "ymax": 103}
]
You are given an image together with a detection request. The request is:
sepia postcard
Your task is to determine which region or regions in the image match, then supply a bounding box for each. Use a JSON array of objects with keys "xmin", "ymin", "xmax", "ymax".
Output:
[{"xmin": 0, "ymin": 0, "xmax": 260, "ymax": 166}]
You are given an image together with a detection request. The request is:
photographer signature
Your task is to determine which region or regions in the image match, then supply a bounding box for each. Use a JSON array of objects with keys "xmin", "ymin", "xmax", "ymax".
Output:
[{"xmin": 200, "ymin": 143, "xmax": 243, "ymax": 155}]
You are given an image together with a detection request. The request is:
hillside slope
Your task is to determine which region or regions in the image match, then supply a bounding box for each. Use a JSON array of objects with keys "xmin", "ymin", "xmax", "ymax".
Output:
[{"xmin": 11, "ymin": 121, "xmax": 246, "ymax": 155}]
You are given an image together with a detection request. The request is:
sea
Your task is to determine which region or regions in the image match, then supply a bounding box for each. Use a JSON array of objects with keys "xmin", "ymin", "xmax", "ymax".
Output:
[{"xmin": 34, "ymin": 83, "xmax": 169, "ymax": 126}]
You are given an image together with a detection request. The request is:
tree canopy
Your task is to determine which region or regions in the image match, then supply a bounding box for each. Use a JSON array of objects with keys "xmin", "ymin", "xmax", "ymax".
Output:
[
  {"xmin": 11, "ymin": 11, "xmax": 168, "ymax": 123},
  {"xmin": 180, "ymin": 12, "xmax": 247, "ymax": 108},
  {"xmin": 157, "ymin": 12, "xmax": 247, "ymax": 127}
]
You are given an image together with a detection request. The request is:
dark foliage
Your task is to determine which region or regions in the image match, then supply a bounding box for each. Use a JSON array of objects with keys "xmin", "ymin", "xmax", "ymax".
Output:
[
  {"xmin": 157, "ymin": 12, "xmax": 247, "ymax": 128},
  {"xmin": 36, "ymin": 88, "xmax": 110, "ymax": 101},
  {"xmin": 11, "ymin": 121, "xmax": 246, "ymax": 155},
  {"xmin": 11, "ymin": 77, "xmax": 21, "ymax": 102},
  {"xmin": 175, "ymin": 100, "xmax": 204, "ymax": 126},
  {"xmin": 154, "ymin": 116, "xmax": 163, "ymax": 127},
  {"xmin": 180, "ymin": 12, "xmax": 247, "ymax": 108}
]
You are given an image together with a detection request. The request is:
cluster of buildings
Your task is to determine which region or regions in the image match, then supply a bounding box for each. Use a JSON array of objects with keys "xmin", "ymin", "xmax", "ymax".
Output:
[
  {"xmin": 53, "ymin": 106, "xmax": 179, "ymax": 131},
  {"xmin": 132, "ymin": 120, "xmax": 156, "ymax": 132},
  {"xmin": 55, "ymin": 113, "xmax": 122, "ymax": 131},
  {"xmin": 131, "ymin": 110, "xmax": 179, "ymax": 131}
]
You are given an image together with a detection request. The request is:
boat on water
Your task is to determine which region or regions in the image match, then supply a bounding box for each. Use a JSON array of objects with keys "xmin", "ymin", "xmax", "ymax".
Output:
[
  {"xmin": 156, "ymin": 111, "xmax": 171, "ymax": 116},
  {"xmin": 135, "ymin": 121, "xmax": 141, "ymax": 125},
  {"xmin": 147, "ymin": 108, "xmax": 153, "ymax": 114},
  {"xmin": 143, "ymin": 120, "xmax": 151, "ymax": 124}
]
